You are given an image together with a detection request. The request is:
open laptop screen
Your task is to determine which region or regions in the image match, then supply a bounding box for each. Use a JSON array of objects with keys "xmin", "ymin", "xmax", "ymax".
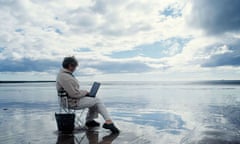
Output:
[{"xmin": 89, "ymin": 82, "xmax": 101, "ymax": 97}]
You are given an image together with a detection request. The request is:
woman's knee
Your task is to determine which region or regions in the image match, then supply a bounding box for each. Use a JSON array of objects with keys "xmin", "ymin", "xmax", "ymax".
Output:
[{"xmin": 95, "ymin": 97, "xmax": 101, "ymax": 103}]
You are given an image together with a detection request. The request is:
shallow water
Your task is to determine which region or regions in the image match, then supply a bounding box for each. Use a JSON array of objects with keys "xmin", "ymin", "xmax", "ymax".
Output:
[{"xmin": 0, "ymin": 81, "xmax": 240, "ymax": 144}]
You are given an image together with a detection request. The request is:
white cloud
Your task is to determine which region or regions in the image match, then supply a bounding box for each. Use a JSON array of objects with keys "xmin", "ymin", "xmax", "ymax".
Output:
[
  {"xmin": 0, "ymin": 0, "xmax": 188, "ymax": 58},
  {"xmin": 0, "ymin": 0, "xmax": 239, "ymax": 80}
]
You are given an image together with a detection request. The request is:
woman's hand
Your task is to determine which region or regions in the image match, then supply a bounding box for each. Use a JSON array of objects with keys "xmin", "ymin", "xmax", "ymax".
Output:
[{"xmin": 85, "ymin": 92, "xmax": 90, "ymax": 96}]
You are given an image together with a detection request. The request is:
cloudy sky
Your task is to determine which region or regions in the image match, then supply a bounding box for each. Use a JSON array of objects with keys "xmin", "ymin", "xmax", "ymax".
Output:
[{"xmin": 0, "ymin": 0, "xmax": 240, "ymax": 81}]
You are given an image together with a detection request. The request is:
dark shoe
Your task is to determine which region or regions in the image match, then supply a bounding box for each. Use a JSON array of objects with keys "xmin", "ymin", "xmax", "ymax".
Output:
[
  {"xmin": 103, "ymin": 123, "xmax": 120, "ymax": 133},
  {"xmin": 85, "ymin": 120, "xmax": 100, "ymax": 127},
  {"xmin": 102, "ymin": 133, "xmax": 119, "ymax": 142}
]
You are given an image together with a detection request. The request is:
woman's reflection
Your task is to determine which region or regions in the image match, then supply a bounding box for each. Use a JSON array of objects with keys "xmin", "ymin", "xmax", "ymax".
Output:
[{"xmin": 56, "ymin": 131, "xmax": 119, "ymax": 144}]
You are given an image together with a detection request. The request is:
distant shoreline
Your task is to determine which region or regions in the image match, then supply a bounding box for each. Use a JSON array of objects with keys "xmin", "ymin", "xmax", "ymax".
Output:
[
  {"xmin": 0, "ymin": 81, "xmax": 56, "ymax": 83},
  {"xmin": 0, "ymin": 80, "xmax": 240, "ymax": 85}
]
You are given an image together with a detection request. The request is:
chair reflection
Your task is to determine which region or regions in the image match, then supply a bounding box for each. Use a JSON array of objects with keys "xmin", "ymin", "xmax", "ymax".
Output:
[{"xmin": 56, "ymin": 131, "xmax": 119, "ymax": 144}]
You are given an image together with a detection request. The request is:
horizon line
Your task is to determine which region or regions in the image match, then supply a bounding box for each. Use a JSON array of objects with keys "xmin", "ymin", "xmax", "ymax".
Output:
[{"xmin": 1, "ymin": 80, "xmax": 240, "ymax": 84}]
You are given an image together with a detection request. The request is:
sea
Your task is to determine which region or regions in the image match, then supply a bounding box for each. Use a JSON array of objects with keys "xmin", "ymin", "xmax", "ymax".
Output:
[{"xmin": 0, "ymin": 81, "xmax": 240, "ymax": 144}]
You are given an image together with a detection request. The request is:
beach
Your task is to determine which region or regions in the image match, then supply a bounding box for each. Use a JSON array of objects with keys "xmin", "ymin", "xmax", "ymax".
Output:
[{"xmin": 0, "ymin": 81, "xmax": 240, "ymax": 144}]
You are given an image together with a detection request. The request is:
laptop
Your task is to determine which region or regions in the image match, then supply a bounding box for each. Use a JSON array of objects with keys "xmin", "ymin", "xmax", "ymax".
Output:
[{"xmin": 89, "ymin": 82, "xmax": 101, "ymax": 97}]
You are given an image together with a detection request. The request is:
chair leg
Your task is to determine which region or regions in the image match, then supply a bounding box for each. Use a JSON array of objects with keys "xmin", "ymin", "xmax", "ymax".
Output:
[{"xmin": 75, "ymin": 109, "xmax": 87, "ymax": 129}]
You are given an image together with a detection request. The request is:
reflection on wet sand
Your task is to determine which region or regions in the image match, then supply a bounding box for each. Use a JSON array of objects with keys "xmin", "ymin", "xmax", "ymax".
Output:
[
  {"xmin": 180, "ymin": 105, "xmax": 240, "ymax": 144},
  {"xmin": 56, "ymin": 131, "xmax": 119, "ymax": 144},
  {"xmin": 0, "ymin": 82, "xmax": 240, "ymax": 143}
]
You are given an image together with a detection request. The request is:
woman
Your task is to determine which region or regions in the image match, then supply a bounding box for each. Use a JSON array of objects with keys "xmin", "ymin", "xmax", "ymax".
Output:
[{"xmin": 56, "ymin": 56, "xmax": 119, "ymax": 133}]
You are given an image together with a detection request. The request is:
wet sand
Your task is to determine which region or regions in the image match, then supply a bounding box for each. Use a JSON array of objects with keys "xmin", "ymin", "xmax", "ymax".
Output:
[{"xmin": 0, "ymin": 81, "xmax": 240, "ymax": 144}]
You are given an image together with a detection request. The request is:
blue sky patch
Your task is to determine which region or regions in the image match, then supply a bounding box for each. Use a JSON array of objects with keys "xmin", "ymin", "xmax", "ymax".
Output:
[
  {"xmin": 43, "ymin": 26, "xmax": 63, "ymax": 34},
  {"xmin": 161, "ymin": 6, "xmax": 182, "ymax": 17},
  {"xmin": 0, "ymin": 47, "xmax": 5, "ymax": 53},
  {"xmin": 55, "ymin": 28, "xmax": 63, "ymax": 34},
  {"xmin": 109, "ymin": 37, "xmax": 190, "ymax": 59},
  {"xmin": 74, "ymin": 47, "xmax": 92, "ymax": 52},
  {"xmin": 15, "ymin": 28, "xmax": 24, "ymax": 33}
]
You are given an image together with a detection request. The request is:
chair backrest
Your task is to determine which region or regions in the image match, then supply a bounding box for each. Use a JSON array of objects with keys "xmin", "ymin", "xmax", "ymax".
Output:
[{"xmin": 58, "ymin": 88, "xmax": 69, "ymax": 97}]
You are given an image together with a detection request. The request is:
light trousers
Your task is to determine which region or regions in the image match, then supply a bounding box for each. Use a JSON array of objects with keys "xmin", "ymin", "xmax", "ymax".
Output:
[{"xmin": 75, "ymin": 97, "xmax": 111, "ymax": 121}]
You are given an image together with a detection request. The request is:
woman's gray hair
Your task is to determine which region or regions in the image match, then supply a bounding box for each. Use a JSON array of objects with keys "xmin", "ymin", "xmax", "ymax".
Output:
[{"xmin": 62, "ymin": 56, "xmax": 78, "ymax": 68}]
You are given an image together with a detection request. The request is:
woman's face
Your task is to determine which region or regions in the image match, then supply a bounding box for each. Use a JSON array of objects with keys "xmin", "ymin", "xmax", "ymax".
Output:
[{"xmin": 68, "ymin": 64, "xmax": 77, "ymax": 72}]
